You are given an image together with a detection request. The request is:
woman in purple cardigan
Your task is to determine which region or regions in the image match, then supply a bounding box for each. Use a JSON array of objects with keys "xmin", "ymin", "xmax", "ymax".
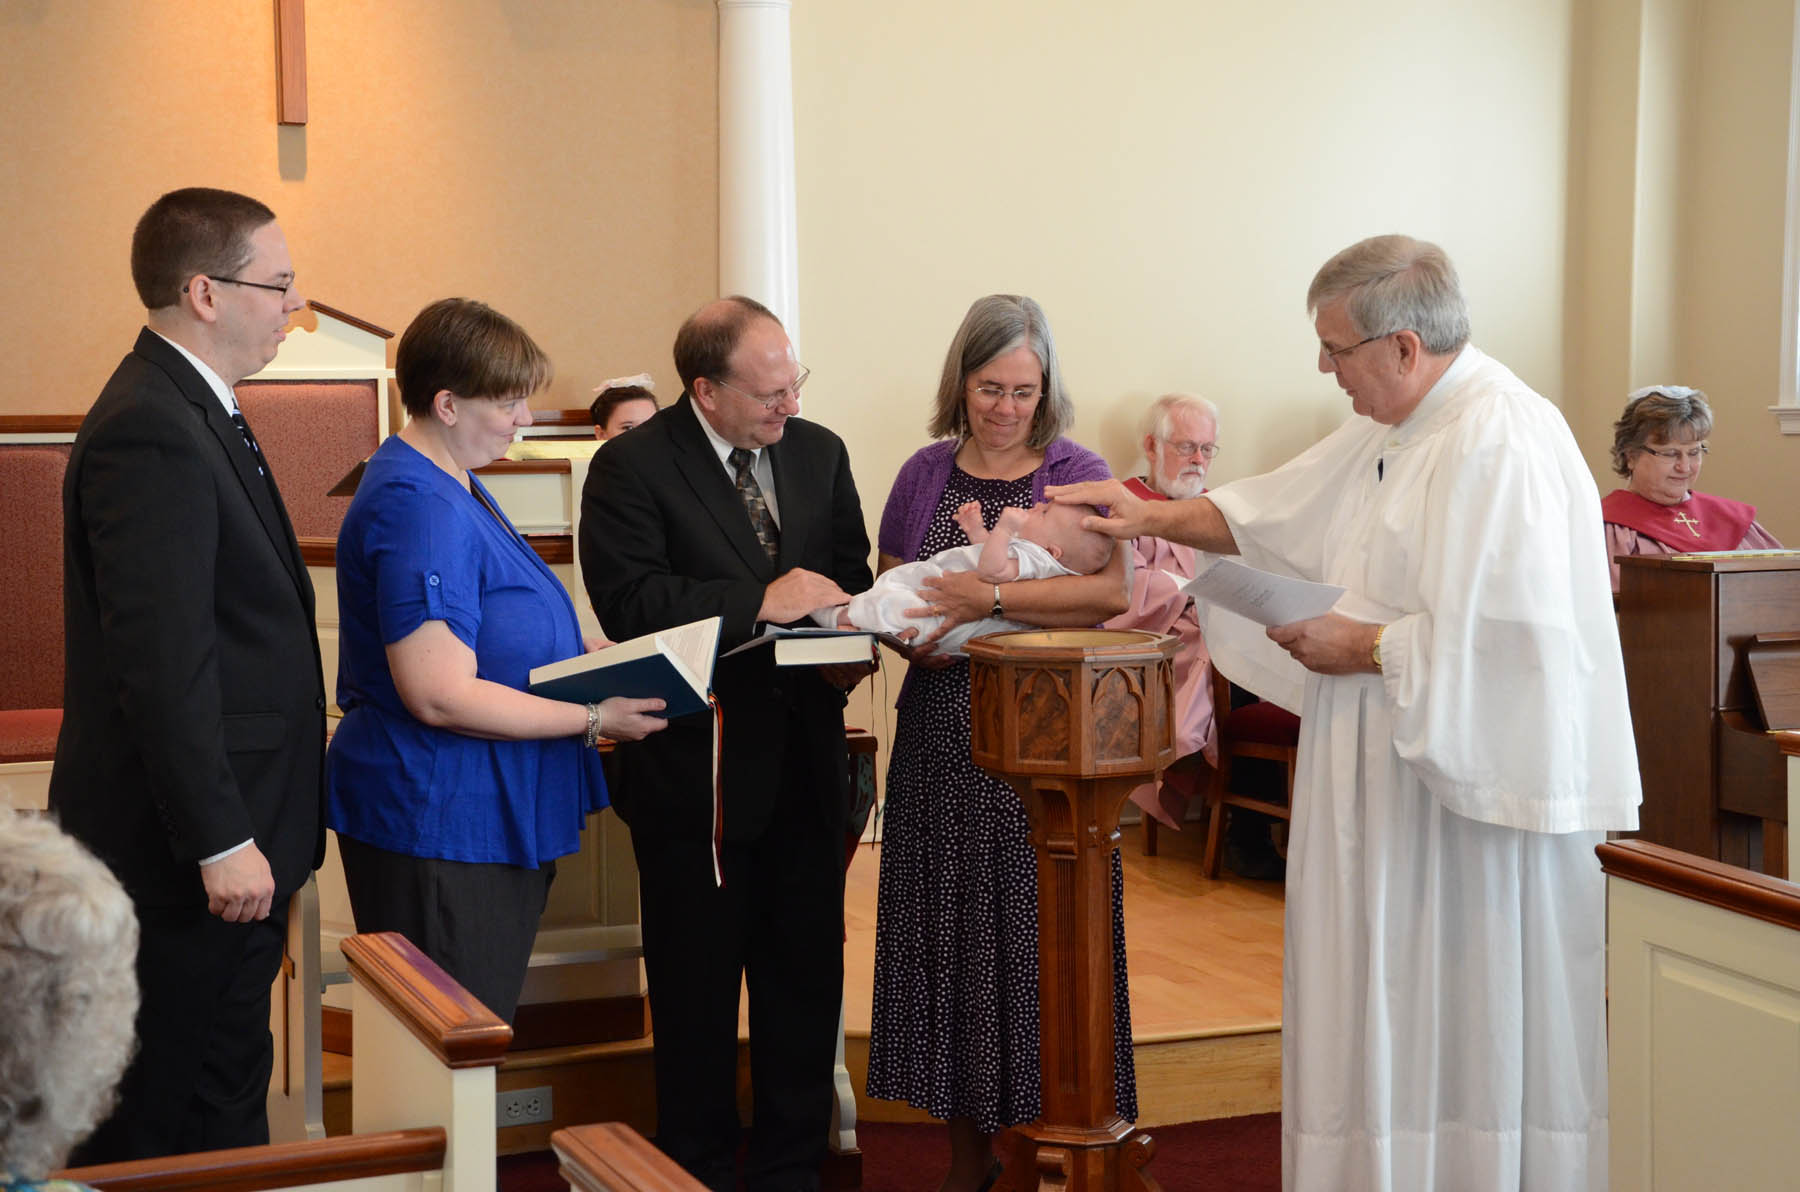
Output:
[{"xmin": 864, "ymin": 295, "xmax": 1133, "ymax": 1191}]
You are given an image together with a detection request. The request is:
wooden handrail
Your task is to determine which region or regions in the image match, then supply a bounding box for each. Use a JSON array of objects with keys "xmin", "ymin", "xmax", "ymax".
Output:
[
  {"xmin": 340, "ymin": 931, "xmax": 512, "ymax": 1068},
  {"xmin": 0, "ymin": 414, "xmax": 83, "ymax": 433},
  {"xmin": 473, "ymin": 458, "xmax": 572, "ymax": 475},
  {"xmin": 526, "ymin": 410, "xmax": 597, "ymax": 428},
  {"xmin": 553, "ymin": 1123, "xmax": 708, "ymax": 1192},
  {"xmin": 1598, "ymin": 839, "xmax": 1800, "ymax": 933},
  {"xmin": 59, "ymin": 1127, "xmax": 445, "ymax": 1192},
  {"xmin": 298, "ymin": 534, "xmax": 571, "ymax": 568},
  {"xmin": 1776, "ymin": 730, "xmax": 1800, "ymax": 759},
  {"xmin": 305, "ymin": 301, "xmax": 393, "ymax": 340}
]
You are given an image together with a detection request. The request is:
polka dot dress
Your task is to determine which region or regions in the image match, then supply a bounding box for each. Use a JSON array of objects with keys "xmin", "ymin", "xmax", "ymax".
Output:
[{"xmin": 865, "ymin": 467, "xmax": 1138, "ymax": 1133}]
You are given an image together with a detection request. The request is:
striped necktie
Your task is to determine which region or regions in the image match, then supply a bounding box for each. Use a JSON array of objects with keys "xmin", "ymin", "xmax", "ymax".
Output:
[{"xmin": 231, "ymin": 409, "xmax": 267, "ymax": 477}]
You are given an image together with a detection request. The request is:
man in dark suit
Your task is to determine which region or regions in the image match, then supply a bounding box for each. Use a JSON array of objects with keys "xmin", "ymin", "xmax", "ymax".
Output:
[
  {"xmin": 581, "ymin": 296, "xmax": 873, "ymax": 1192},
  {"xmin": 51, "ymin": 188, "xmax": 326, "ymax": 1161}
]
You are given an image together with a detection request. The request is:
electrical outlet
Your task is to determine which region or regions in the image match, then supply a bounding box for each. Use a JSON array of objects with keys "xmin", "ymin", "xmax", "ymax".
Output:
[{"xmin": 495, "ymin": 1085, "xmax": 554, "ymax": 1127}]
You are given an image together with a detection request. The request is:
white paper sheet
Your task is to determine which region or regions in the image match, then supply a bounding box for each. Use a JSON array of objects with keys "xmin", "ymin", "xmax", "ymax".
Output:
[{"xmin": 1174, "ymin": 557, "xmax": 1345, "ymax": 628}]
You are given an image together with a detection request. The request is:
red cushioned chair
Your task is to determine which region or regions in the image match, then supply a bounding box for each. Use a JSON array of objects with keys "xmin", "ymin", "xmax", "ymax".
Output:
[
  {"xmin": 0, "ymin": 445, "xmax": 70, "ymax": 765},
  {"xmin": 1201, "ymin": 669, "xmax": 1299, "ymax": 880},
  {"xmin": 236, "ymin": 377, "xmax": 381, "ymax": 540}
]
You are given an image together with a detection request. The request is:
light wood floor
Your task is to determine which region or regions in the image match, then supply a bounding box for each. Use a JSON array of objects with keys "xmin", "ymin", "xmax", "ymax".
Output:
[
  {"xmin": 843, "ymin": 817, "xmax": 1285, "ymax": 1041},
  {"xmin": 844, "ymin": 816, "xmax": 1286, "ymax": 1126}
]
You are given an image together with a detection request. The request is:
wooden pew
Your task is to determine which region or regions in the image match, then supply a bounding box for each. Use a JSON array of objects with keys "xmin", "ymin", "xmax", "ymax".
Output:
[
  {"xmin": 57, "ymin": 1129, "xmax": 448, "ymax": 1192},
  {"xmin": 1616, "ymin": 554, "xmax": 1800, "ymax": 872},
  {"xmin": 1601, "ymin": 839, "xmax": 1800, "ymax": 1187},
  {"xmin": 0, "ymin": 431, "xmax": 73, "ymax": 810},
  {"xmin": 59, "ymin": 931, "xmax": 510, "ymax": 1192},
  {"xmin": 552, "ymin": 1123, "xmax": 706, "ymax": 1192}
]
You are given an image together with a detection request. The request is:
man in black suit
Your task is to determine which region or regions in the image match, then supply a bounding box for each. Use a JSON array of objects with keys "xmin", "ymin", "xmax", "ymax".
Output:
[
  {"xmin": 51, "ymin": 188, "xmax": 326, "ymax": 1161},
  {"xmin": 581, "ymin": 296, "xmax": 873, "ymax": 1192}
]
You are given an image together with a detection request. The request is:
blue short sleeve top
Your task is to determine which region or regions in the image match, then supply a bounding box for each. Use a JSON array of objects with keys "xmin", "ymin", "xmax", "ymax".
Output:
[{"xmin": 326, "ymin": 435, "xmax": 608, "ymax": 867}]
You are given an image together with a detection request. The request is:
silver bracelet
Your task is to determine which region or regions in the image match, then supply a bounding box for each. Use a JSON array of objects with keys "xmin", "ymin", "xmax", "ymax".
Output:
[{"xmin": 584, "ymin": 702, "xmax": 603, "ymax": 748}]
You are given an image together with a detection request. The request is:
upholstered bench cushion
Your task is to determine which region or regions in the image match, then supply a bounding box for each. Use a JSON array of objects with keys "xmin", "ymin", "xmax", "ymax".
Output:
[
  {"xmin": 1230, "ymin": 701, "xmax": 1301, "ymax": 746},
  {"xmin": 0, "ymin": 707, "xmax": 62, "ymax": 763}
]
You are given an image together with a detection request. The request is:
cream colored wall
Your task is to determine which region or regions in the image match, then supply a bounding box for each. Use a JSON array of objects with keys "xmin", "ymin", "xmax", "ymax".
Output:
[
  {"xmin": 790, "ymin": 0, "xmax": 1577, "ymax": 520},
  {"xmin": 9, "ymin": 2, "xmax": 1788, "ymax": 535},
  {"xmin": 1564, "ymin": 0, "xmax": 1799, "ymax": 544},
  {"xmin": 0, "ymin": 1, "xmax": 717, "ymax": 416}
]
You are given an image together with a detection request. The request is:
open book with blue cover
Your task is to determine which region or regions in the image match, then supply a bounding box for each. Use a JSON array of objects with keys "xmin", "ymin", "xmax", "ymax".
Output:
[{"xmin": 527, "ymin": 616, "xmax": 720, "ymax": 718}]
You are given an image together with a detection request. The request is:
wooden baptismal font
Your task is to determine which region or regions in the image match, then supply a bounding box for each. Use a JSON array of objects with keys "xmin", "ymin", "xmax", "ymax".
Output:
[{"xmin": 964, "ymin": 628, "xmax": 1178, "ymax": 1192}]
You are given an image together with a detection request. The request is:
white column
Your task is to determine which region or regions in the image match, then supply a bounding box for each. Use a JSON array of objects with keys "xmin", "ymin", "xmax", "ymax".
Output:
[
  {"xmin": 717, "ymin": 0, "xmax": 801, "ymax": 351},
  {"xmin": 717, "ymin": 17, "xmax": 850, "ymax": 1151}
]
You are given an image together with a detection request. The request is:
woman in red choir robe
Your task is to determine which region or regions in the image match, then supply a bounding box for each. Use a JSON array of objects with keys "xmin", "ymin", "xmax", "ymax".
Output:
[{"xmin": 1601, "ymin": 385, "xmax": 1782, "ymax": 592}]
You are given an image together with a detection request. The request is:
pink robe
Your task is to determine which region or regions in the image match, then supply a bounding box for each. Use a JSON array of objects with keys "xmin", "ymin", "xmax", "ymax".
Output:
[{"xmin": 1103, "ymin": 477, "xmax": 1216, "ymax": 829}]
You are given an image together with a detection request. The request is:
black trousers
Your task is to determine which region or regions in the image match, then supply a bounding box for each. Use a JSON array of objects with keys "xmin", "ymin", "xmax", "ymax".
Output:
[
  {"xmin": 336, "ymin": 835, "xmax": 554, "ymax": 1024},
  {"xmin": 72, "ymin": 900, "xmax": 289, "ymax": 1163},
  {"xmin": 634, "ymin": 783, "xmax": 847, "ymax": 1192}
]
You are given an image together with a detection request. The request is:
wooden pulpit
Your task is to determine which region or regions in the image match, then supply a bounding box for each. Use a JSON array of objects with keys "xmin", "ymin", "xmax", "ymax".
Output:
[
  {"xmin": 1617, "ymin": 554, "xmax": 1800, "ymax": 873},
  {"xmin": 965, "ymin": 628, "xmax": 1177, "ymax": 1192}
]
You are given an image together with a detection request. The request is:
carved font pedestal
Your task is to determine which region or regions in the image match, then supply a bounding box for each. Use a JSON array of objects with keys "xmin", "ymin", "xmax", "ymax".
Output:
[{"xmin": 965, "ymin": 628, "xmax": 1177, "ymax": 1192}]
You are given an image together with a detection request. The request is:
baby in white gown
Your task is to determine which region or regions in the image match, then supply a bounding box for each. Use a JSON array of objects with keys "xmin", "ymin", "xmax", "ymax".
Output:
[{"xmin": 829, "ymin": 500, "xmax": 1114, "ymax": 656}]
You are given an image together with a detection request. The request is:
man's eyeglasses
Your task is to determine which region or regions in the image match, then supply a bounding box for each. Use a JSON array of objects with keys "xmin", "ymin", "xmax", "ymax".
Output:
[
  {"xmin": 1640, "ymin": 443, "xmax": 1709, "ymax": 463},
  {"xmin": 182, "ymin": 275, "xmax": 295, "ymax": 297},
  {"xmin": 710, "ymin": 366, "xmax": 810, "ymax": 409},
  {"xmin": 1162, "ymin": 439, "xmax": 1220, "ymax": 461},
  {"xmin": 970, "ymin": 384, "xmax": 1042, "ymax": 403},
  {"xmin": 1322, "ymin": 332, "xmax": 1391, "ymax": 361}
]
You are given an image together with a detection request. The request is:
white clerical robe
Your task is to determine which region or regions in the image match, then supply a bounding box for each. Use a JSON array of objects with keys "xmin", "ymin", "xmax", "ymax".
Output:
[{"xmin": 1206, "ymin": 346, "xmax": 1640, "ymax": 1192}]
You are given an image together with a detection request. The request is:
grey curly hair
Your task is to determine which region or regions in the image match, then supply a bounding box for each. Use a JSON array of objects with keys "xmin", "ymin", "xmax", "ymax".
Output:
[
  {"xmin": 0, "ymin": 812, "xmax": 139, "ymax": 1178},
  {"xmin": 1306, "ymin": 234, "xmax": 1472, "ymax": 356}
]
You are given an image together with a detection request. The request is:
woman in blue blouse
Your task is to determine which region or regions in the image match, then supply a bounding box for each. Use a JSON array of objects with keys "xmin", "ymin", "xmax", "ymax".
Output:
[{"xmin": 327, "ymin": 298, "xmax": 666, "ymax": 1022}]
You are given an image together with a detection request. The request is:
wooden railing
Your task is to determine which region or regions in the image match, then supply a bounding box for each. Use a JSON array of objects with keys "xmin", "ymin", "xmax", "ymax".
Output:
[
  {"xmin": 0, "ymin": 413, "xmax": 83, "ymax": 434},
  {"xmin": 340, "ymin": 931, "xmax": 512, "ymax": 1068},
  {"xmin": 1597, "ymin": 838, "xmax": 1800, "ymax": 932},
  {"xmin": 552, "ymin": 1123, "xmax": 707, "ymax": 1192},
  {"xmin": 64, "ymin": 1129, "xmax": 446, "ymax": 1192},
  {"xmin": 1604, "ymin": 836, "xmax": 1800, "ymax": 1188},
  {"xmin": 56, "ymin": 931, "xmax": 509, "ymax": 1192}
]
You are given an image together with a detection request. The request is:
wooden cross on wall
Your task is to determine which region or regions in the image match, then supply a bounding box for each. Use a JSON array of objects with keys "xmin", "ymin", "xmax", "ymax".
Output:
[{"xmin": 277, "ymin": 0, "xmax": 307, "ymax": 124}]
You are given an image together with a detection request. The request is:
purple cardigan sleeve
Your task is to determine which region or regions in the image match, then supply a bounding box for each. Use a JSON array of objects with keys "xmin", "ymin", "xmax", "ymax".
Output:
[
  {"xmin": 878, "ymin": 437, "xmax": 1110, "ymax": 564},
  {"xmin": 878, "ymin": 442, "xmax": 956, "ymax": 563},
  {"xmin": 1034, "ymin": 438, "xmax": 1111, "ymax": 498}
]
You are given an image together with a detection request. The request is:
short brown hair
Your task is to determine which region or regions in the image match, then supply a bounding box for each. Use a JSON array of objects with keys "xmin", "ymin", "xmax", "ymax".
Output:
[
  {"xmin": 1610, "ymin": 386, "xmax": 1712, "ymax": 478},
  {"xmin": 130, "ymin": 188, "xmax": 276, "ymax": 310},
  {"xmin": 395, "ymin": 298, "xmax": 552, "ymax": 418},
  {"xmin": 672, "ymin": 296, "xmax": 780, "ymax": 397}
]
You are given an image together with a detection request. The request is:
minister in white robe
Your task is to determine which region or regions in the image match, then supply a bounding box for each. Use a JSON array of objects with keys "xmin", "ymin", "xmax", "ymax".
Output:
[{"xmin": 1053, "ymin": 234, "xmax": 1640, "ymax": 1192}]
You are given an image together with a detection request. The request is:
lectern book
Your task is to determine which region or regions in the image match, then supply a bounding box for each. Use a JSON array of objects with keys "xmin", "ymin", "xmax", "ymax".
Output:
[{"xmin": 527, "ymin": 616, "xmax": 719, "ymax": 717}]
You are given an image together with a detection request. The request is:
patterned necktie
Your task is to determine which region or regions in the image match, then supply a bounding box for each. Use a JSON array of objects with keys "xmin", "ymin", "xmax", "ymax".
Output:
[
  {"xmin": 231, "ymin": 410, "xmax": 267, "ymax": 477},
  {"xmin": 727, "ymin": 447, "xmax": 779, "ymax": 563}
]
